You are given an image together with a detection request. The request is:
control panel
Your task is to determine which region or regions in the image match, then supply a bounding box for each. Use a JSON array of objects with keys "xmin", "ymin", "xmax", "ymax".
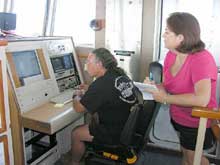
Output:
[
  {"xmin": 47, "ymin": 39, "xmax": 81, "ymax": 92},
  {"xmin": 6, "ymin": 37, "xmax": 84, "ymax": 112}
]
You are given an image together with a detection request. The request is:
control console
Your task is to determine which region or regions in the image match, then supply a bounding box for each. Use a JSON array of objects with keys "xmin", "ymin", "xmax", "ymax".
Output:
[{"xmin": 47, "ymin": 39, "xmax": 82, "ymax": 92}]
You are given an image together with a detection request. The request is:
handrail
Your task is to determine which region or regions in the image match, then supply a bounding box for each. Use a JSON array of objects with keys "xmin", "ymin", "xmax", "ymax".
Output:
[
  {"xmin": 192, "ymin": 106, "xmax": 220, "ymax": 165},
  {"xmin": 192, "ymin": 107, "xmax": 220, "ymax": 119}
]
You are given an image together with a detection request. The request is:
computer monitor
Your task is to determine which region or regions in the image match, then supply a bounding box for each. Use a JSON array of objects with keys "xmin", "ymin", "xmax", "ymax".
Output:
[
  {"xmin": 50, "ymin": 53, "xmax": 74, "ymax": 73},
  {"xmin": 6, "ymin": 43, "xmax": 59, "ymax": 112},
  {"xmin": 12, "ymin": 50, "xmax": 43, "ymax": 85},
  {"xmin": 0, "ymin": 12, "xmax": 16, "ymax": 31}
]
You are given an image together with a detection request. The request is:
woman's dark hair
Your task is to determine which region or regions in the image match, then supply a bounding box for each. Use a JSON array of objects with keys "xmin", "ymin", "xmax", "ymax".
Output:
[
  {"xmin": 92, "ymin": 48, "xmax": 126, "ymax": 76},
  {"xmin": 167, "ymin": 12, "xmax": 205, "ymax": 54}
]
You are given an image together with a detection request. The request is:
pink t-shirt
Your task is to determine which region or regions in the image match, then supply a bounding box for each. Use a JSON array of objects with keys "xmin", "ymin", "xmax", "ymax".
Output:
[{"xmin": 163, "ymin": 50, "xmax": 217, "ymax": 128}]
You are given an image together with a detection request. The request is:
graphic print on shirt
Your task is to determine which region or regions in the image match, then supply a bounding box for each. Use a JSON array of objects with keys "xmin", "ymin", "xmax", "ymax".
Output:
[{"xmin": 115, "ymin": 76, "xmax": 136, "ymax": 103}]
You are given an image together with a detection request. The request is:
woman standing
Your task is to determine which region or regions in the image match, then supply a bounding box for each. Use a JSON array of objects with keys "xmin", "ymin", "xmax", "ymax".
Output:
[{"xmin": 145, "ymin": 12, "xmax": 217, "ymax": 165}]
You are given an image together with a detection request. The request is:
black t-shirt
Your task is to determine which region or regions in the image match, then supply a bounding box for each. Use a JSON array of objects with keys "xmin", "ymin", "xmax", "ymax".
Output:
[{"xmin": 80, "ymin": 70, "xmax": 137, "ymax": 144}]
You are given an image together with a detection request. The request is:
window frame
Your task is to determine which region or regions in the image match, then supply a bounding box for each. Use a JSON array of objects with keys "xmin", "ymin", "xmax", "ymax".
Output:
[
  {"xmin": 0, "ymin": 135, "xmax": 10, "ymax": 165},
  {"xmin": 0, "ymin": 60, "xmax": 7, "ymax": 134}
]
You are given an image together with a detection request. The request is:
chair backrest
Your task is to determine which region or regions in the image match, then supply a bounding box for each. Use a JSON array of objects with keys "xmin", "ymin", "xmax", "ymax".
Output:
[
  {"xmin": 149, "ymin": 61, "xmax": 163, "ymax": 84},
  {"xmin": 120, "ymin": 61, "xmax": 163, "ymax": 148},
  {"xmin": 120, "ymin": 85, "xmax": 143, "ymax": 146}
]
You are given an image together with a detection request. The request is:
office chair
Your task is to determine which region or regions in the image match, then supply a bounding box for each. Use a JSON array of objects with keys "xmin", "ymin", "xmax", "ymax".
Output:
[{"xmin": 84, "ymin": 61, "xmax": 163, "ymax": 165}]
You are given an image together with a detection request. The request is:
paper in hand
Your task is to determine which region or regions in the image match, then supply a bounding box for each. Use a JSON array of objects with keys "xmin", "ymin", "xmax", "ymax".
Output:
[{"xmin": 134, "ymin": 82, "xmax": 158, "ymax": 100}]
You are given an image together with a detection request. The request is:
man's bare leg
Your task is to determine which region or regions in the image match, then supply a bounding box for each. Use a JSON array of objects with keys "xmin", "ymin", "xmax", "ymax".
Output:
[{"xmin": 71, "ymin": 124, "xmax": 93, "ymax": 165}]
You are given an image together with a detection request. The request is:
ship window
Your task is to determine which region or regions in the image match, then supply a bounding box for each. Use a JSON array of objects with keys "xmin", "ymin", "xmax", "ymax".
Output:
[
  {"xmin": 13, "ymin": 0, "xmax": 46, "ymax": 36},
  {"xmin": 159, "ymin": 0, "xmax": 220, "ymax": 66},
  {"xmin": 53, "ymin": 0, "xmax": 96, "ymax": 46}
]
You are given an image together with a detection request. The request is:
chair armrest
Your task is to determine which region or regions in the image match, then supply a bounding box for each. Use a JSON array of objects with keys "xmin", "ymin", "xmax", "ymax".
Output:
[{"xmin": 192, "ymin": 107, "xmax": 220, "ymax": 119}]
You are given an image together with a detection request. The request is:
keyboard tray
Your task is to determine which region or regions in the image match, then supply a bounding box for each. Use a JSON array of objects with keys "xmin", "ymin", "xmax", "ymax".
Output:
[{"xmin": 50, "ymin": 89, "xmax": 74, "ymax": 104}]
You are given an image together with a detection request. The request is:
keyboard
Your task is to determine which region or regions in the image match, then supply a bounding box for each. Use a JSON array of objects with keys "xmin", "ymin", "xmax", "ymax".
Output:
[{"xmin": 50, "ymin": 89, "xmax": 75, "ymax": 104}]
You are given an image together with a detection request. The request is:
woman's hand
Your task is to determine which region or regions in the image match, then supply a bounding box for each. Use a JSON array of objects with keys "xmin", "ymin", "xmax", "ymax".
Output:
[
  {"xmin": 143, "ymin": 77, "xmax": 155, "ymax": 85},
  {"xmin": 143, "ymin": 76, "xmax": 168, "ymax": 104},
  {"xmin": 150, "ymin": 89, "xmax": 168, "ymax": 104}
]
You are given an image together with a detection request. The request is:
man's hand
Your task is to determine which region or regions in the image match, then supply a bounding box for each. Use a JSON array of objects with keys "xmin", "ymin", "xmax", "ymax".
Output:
[
  {"xmin": 79, "ymin": 83, "xmax": 89, "ymax": 91},
  {"xmin": 73, "ymin": 83, "xmax": 88, "ymax": 98}
]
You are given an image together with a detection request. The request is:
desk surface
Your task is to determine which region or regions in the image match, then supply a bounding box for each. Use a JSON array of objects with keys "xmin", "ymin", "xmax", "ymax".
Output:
[{"xmin": 21, "ymin": 102, "xmax": 84, "ymax": 134}]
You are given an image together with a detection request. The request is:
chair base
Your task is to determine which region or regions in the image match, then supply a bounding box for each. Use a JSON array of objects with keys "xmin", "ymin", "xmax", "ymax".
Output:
[{"xmin": 85, "ymin": 154, "xmax": 126, "ymax": 165}]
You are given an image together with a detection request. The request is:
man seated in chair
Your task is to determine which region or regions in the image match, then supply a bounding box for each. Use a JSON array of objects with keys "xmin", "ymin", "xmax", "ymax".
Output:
[{"xmin": 71, "ymin": 48, "xmax": 137, "ymax": 165}]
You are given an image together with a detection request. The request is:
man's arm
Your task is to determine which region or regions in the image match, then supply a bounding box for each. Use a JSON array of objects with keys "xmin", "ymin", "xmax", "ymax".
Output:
[{"xmin": 72, "ymin": 96, "xmax": 86, "ymax": 112}]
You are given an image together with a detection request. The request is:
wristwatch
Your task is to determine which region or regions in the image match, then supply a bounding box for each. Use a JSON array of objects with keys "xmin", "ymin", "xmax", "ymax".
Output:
[
  {"xmin": 72, "ymin": 94, "xmax": 77, "ymax": 99},
  {"xmin": 72, "ymin": 95, "xmax": 81, "ymax": 101}
]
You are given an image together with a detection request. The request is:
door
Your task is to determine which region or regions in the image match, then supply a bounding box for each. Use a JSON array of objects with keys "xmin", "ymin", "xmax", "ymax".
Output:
[{"xmin": 105, "ymin": 0, "xmax": 143, "ymax": 81}]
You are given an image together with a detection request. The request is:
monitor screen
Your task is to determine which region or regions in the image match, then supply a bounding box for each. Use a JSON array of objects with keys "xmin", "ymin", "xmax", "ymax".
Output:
[
  {"xmin": 12, "ymin": 50, "xmax": 41, "ymax": 80},
  {"xmin": 63, "ymin": 53, "xmax": 74, "ymax": 69},
  {"xmin": 51, "ymin": 53, "xmax": 74, "ymax": 73},
  {"xmin": 51, "ymin": 57, "xmax": 65, "ymax": 73}
]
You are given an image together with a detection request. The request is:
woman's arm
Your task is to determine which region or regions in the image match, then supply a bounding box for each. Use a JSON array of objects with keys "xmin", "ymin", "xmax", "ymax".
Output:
[{"xmin": 151, "ymin": 79, "xmax": 211, "ymax": 107}]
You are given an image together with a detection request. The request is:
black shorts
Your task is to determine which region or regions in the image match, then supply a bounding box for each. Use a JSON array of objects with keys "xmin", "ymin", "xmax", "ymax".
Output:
[{"xmin": 171, "ymin": 119, "xmax": 215, "ymax": 151}]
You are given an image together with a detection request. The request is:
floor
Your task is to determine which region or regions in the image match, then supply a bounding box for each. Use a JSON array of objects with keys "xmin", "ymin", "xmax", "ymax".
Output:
[
  {"xmin": 136, "ymin": 149, "xmax": 181, "ymax": 165},
  {"xmin": 54, "ymin": 151, "xmax": 84, "ymax": 165},
  {"xmin": 149, "ymin": 104, "xmax": 180, "ymax": 150},
  {"xmin": 55, "ymin": 147, "xmax": 182, "ymax": 165}
]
